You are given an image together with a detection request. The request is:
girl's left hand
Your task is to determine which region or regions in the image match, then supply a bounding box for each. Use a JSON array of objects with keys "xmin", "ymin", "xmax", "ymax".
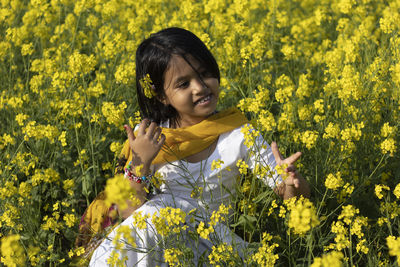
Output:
[{"xmin": 271, "ymin": 142, "xmax": 311, "ymax": 199}]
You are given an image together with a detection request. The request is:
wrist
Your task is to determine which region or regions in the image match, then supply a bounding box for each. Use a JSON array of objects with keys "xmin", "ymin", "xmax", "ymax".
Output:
[
  {"xmin": 125, "ymin": 161, "xmax": 152, "ymax": 185},
  {"xmin": 129, "ymin": 161, "xmax": 151, "ymax": 176}
]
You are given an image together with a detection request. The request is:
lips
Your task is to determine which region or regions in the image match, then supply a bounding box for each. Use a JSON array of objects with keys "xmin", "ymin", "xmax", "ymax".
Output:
[{"xmin": 194, "ymin": 94, "xmax": 212, "ymax": 105}]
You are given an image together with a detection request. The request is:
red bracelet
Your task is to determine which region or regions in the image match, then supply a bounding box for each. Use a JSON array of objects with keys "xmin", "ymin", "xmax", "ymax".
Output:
[{"xmin": 124, "ymin": 161, "xmax": 152, "ymax": 184}]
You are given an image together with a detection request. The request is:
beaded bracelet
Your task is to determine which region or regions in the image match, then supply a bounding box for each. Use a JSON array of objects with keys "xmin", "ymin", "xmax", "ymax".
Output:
[{"xmin": 124, "ymin": 161, "xmax": 152, "ymax": 184}]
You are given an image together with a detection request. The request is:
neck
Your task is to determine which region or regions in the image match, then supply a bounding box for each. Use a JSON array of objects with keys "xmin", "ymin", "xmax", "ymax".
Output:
[{"xmin": 173, "ymin": 111, "xmax": 218, "ymax": 128}]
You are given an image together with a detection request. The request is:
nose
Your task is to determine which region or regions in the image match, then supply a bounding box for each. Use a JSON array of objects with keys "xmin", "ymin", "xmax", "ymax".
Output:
[{"xmin": 192, "ymin": 78, "xmax": 208, "ymax": 95}]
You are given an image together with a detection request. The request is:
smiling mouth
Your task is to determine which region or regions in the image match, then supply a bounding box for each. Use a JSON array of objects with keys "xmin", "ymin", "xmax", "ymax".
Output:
[{"xmin": 194, "ymin": 94, "xmax": 212, "ymax": 105}]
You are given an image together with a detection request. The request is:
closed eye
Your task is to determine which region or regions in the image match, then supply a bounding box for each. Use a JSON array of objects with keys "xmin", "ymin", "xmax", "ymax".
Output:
[{"xmin": 178, "ymin": 81, "xmax": 189, "ymax": 88}]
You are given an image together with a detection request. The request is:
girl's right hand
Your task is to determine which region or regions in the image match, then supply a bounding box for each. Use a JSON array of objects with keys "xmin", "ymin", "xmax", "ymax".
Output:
[{"xmin": 124, "ymin": 119, "xmax": 166, "ymax": 174}]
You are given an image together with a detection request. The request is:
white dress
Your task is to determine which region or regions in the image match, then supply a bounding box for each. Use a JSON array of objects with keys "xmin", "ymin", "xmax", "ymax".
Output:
[{"xmin": 89, "ymin": 124, "xmax": 281, "ymax": 266}]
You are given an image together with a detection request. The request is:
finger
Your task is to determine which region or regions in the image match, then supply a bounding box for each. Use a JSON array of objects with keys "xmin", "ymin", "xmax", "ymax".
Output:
[
  {"xmin": 146, "ymin": 122, "xmax": 157, "ymax": 137},
  {"xmin": 294, "ymin": 178, "xmax": 300, "ymax": 188},
  {"xmin": 271, "ymin": 141, "xmax": 283, "ymax": 162},
  {"xmin": 287, "ymin": 172, "xmax": 301, "ymax": 188},
  {"xmin": 158, "ymin": 133, "xmax": 166, "ymax": 146},
  {"xmin": 284, "ymin": 172, "xmax": 296, "ymax": 187},
  {"xmin": 138, "ymin": 119, "xmax": 149, "ymax": 136},
  {"xmin": 153, "ymin": 127, "xmax": 162, "ymax": 142},
  {"xmin": 284, "ymin": 152, "xmax": 302, "ymax": 165},
  {"xmin": 285, "ymin": 165, "xmax": 296, "ymax": 173},
  {"xmin": 124, "ymin": 125, "xmax": 136, "ymax": 144}
]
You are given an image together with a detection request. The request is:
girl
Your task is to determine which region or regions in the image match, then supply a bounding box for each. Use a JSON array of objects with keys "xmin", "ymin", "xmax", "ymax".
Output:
[{"xmin": 88, "ymin": 27, "xmax": 310, "ymax": 266}]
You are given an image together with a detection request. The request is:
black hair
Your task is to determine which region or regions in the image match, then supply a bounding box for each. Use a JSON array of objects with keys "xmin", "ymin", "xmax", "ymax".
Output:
[{"xmin": 135, "ymin": 27, "xmax": 220, "ymax": 126}]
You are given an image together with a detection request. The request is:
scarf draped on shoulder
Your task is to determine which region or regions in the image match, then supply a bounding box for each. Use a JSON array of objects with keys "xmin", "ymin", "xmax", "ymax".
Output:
[{"xmin": 120, "ymin": 107, "xmax": 249, "ymax": 166}]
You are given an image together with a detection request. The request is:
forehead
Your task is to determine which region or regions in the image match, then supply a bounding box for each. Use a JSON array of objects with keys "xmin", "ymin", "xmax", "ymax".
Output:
[{"xmin": 164, "ymin": 55, "xmax": 202, "ymax": 83}]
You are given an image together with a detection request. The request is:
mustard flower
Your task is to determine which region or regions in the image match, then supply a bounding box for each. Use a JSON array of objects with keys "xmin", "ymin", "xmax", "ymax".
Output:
[
  {"xmin": 286, "ymin": 197, "xmax": 320, "ymax": 235},
  {"xmin": 63, "ymin": 213, "xmax": 77, "ymax": 228},
  {"xmin": 0, "ymin": 234, "xmax": 26, "ymax": 267},
  {"xmin": 236, "ymin": 159, "xmax": 249, "ymax": 175},
  {"xmin": 325, "ymin": 172, "xmax": 343, "ymax": 190},
  {"xmin": 381, "ymin": 122, "xmax": 395, "ymax": 138},
  {"xmin": 101, "ymin": 101, "xmax": 127, "ymax": 127},
  {"xmin": 250, "ymin": 233, "xmax": 279, "ymax": 266},
  {"xmin": 104, "ymin": 174, "xmax": 138, "ymax": 211},
  {"xmin": 140, "ymin": 74, "xmax": 156, "ymax": 98},
  {"xmin": 240, "ymin": 124, "xmax": 260, "ymax": 148},
  {"xmin": 132, "ymin": 211, "xmax": 149, "ymax": 230},
  {"xmin": 21, "ymin": 42, "xmax": 34, "ymax": 56},
  {"xmin": 211, "ymin": 159, "xmax": 224, "ymax": 170},
  {"xmin": 107, "ymin": 250, "xmax": 128, "ymax": 267},
  {"xmin": 323, "ymin": 123, "xmax": 340, "ymax": 139},
  {"xmin": 338, "ymin": 205, "xmax": 359, "ymax": 225},
  {"xmin": 152, "ymin": 207, "xmax": 187, "ymax": 237},
  {"xmin": 208, "ymin": 243, "xmax": 239, "ymax": 266},
  {"xmin": 393, "ymin": 183, "xmax": 400, "ymax": 199},
  {"xmin": 387, "ymin": 236, "xmax": 400, "ymax": 264},
  {"xmin": 164, "ymin": 248, "xmax": 183, "ymax": 266},
  {"xmin": 311, "ymin": 251, "xmax": 344, "ymax": 267},
  {"xmin": 375, "ymin": 184, "xmax": 390, "ymax": 200},
  {"xmin": 301, "ymin": 130, "xmax": 319, "ymax": 149},
  {"xmin": 380, "ymin": 138, "xmax": 396, "ymax": 156},
  {"xmin": 58, "ymin": 131, "xmax": 67, "ymax": 147},
  {"xmin": 196, "ymin": 221, "xmax": 214, "ymax": 240},
  {"xmin": 113, "ymin": 225, "xmax": 136, "ymax": 250}
]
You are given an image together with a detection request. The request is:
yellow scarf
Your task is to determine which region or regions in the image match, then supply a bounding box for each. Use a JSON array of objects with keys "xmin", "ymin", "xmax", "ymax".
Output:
[{"xmin": 120, "ymin": 107, "xmax": 248, "ymax": 166}]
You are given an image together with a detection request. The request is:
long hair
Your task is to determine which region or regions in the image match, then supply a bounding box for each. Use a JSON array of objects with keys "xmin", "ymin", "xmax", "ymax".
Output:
[{"xmin": 135, "ymin": 27, "xmax": 220, "ymax": 125}]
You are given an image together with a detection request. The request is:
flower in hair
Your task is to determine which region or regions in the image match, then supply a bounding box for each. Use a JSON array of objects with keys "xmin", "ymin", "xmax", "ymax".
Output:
[{"xmin": 140, "ymin": 74, "xmax": 157, "ymax": 98}]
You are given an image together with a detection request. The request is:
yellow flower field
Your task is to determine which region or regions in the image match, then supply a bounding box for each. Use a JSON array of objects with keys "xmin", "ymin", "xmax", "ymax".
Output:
[{"xmin": 0, "ymin": 0, "xmax": 399, "ymax": 266}]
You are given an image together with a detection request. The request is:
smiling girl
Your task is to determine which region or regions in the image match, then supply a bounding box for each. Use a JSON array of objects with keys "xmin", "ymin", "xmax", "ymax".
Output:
[{"xmin": 87, "ymin": 27, "xmax": 310, "ymax": 266}]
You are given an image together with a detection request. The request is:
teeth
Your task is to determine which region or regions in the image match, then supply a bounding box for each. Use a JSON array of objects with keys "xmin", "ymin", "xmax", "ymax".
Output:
[{"xmin": 196, "ymin": 95, "xmax": 211, "ymax": 104}]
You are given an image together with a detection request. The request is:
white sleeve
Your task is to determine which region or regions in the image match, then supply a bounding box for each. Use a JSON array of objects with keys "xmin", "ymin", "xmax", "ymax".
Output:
[{"xmin": 241, "ymin": 126, "xmax": 282, "ymax": 189}]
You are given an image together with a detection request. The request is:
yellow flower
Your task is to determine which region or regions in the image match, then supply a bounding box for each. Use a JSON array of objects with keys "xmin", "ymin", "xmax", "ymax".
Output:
[
  {"xmin": 211, "ymin": 159, "xmax": 224, "ymax": 170},
  {"xmin": 104, "ymin": 174, "xmax": 139, "ymax": 211},
  {"xmin": 387, "ymin": 236, "xmax": 400, "ymax": 265},
  {"xmin": 323, "ymin": 123, "xmax": 340, "ymax": 139},
  {"xmin": 325, "ymin": 172, "xmax": 343, "ymax": 190},
  {"xmin": 0, "ymin": 234, "xmax": 26, "ymax": 267},
  {"xmin": 240, "ymin": 123, "xmax": 260, "ymax": 148},
  {"xmin": 164, "ymin": 248, "xmax": 183, "ymax": 266},
  {"xmin": 380, "ymin": 138, "xmax": 396, "ymax": 156},
  {"xmin": 286, "ymin": 197, "xmax": 320, "ymax": 235},
  {"xmin": 113, "ymin": 225, "xmax": 136, "ymax": 250},
  {"xmin": 236, "ymin": 159, "xmax": 249, "ymax": 175},
  {"xmin": 196, "ymin": 221, "xmax": 214, "ymax": 240},
  {"xmin": 301, "ymin": 130, "xmax": 319, "ymax": 149},
  {"xmin": 250, "ymin": 233, "xmax": 279, "ymax": 266},
  {"xmin": 275, "ymin": 163, "xmax": 289, "ymax": 180},
  {"xmin": 356, "ymin": 239, "xmax": 369, "ymax": 254},
  {"xmin": 140, "ymin": 74, "xmax": 156, "ymax": 98},
  {"xmin": 208, "ymin": 243, "xmax": 239, "ymax": 266},
  {"xmin": 58, "ymin": 131, "xmax": 67, "ymax": 147},
  {"xmin": 311, "ymin": 251, "xmax": 344, "ymax": 267},
  {"xmin": 394, "ymin": 183, "xmax": 400, "ymax": 199},
  {"xmin": 381, "ymin": 122, "xmax": 395, "ymax": 138},
  {"xmin": 132, "ymin": 211, "xmax": 149, "ymax": 230},
  {"xmin": 338, "ymin": 205, "xmax": 358, "ymax": 225},
  {"xmin": 375, "ymin": 184, "xmax": 390, "ymax": 200},
  {"xmin": 152, "ymin": 207, "xmax": 187, "ymax": 237},
  {"xmin": 21, "ymin": 42, "xmax": 34, "ymax": 56},
  {"xmin": 68, "ymin": 51, "xmax": 96, "ymax": 76},
  {"xmin": 102, "ymin": 101, "xmax": 127, "ymax": 127},
  {"xmin": 63, "ymin": 213, "xmax": 77, "ymax": 228}
]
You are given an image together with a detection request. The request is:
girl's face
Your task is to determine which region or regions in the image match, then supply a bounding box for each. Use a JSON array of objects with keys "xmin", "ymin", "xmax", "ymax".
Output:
[{"xmin": 162, "ymin": 55, "xmax": 219, "ymax": 128}]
